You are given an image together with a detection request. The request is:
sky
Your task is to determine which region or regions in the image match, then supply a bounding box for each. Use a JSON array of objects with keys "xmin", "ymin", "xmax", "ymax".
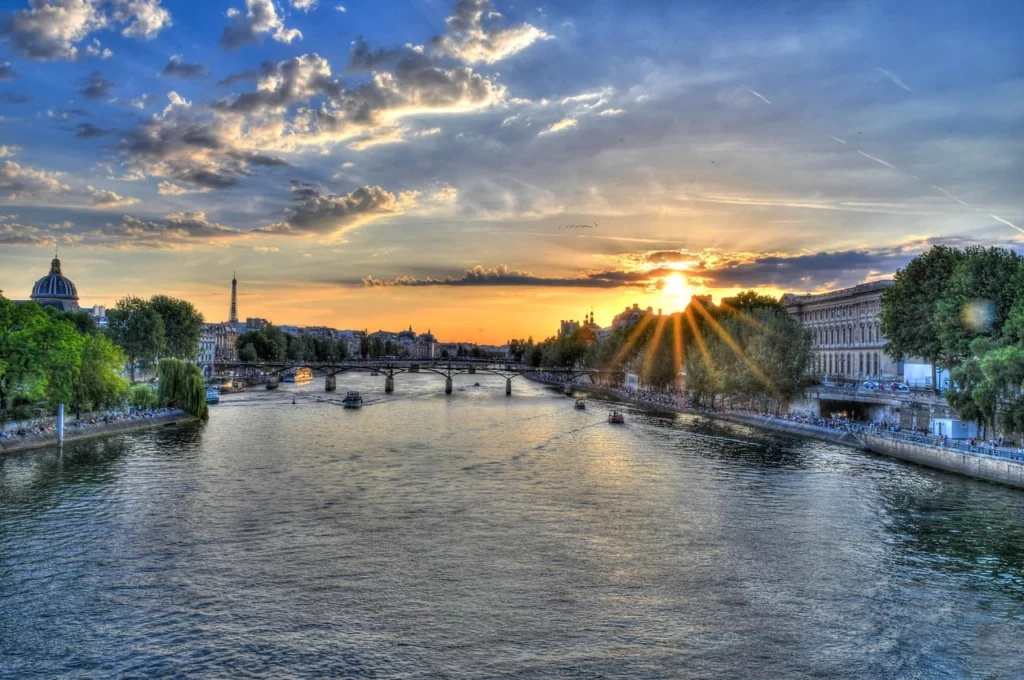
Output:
[{"xmin": 0, "ymin": 0, "xmax": 1022, "ymax": 343}]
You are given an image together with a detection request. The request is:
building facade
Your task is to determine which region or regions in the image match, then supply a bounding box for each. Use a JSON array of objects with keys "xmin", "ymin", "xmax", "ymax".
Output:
[{"xmin": 780, "ymin": 281, "xmax": 901, "ymax": 381}]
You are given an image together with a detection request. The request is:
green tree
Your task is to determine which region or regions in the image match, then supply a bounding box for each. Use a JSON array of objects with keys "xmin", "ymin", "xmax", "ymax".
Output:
[
  {"xmin": 73, "ymin": 334, "xmax": 129, "ymax": 416},
  {"xmin": 879, "ymin": 245, "xmax": 966, "ymax": 391},
  {"xmin": 149, "ymin": 295, "xmax": 204, "ymax": 360},
  {"xmin": 157, "ymin": 358, "xmax": 209, "ymax": 420},
  {"xmin": 934, "ymin": 246, "xmax": 1021, "ymax": 364},
  {"xmin": 44, "ymin": 307, "xmax": 99, "ymax": 336},
  {"xmin": 106, "ymin": 296, "xmax": 166, "ymax": 381},
  {"xmin": 0, "ymin": 297, "xmax": 83, "ymax": 413}
]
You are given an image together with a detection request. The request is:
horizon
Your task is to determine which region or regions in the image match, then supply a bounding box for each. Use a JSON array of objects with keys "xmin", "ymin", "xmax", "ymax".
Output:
[{"xmin": 1, "ymin": 0, "xmax": 1022, "ymax": 343}]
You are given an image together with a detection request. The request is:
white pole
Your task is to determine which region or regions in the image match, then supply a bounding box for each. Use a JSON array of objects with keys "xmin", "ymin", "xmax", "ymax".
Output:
[{"xmin": 57, "ymin": 403, "xmax": 65, "ymax": 447}]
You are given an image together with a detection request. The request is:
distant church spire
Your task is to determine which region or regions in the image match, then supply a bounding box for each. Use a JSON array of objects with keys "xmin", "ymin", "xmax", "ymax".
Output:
[{"xmin": 230, "ymin": 271, "xmax": 238, "ymax": 323}]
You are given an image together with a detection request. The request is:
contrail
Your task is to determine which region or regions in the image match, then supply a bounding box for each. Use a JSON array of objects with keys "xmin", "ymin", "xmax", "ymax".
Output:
[
  {"xmin": 800, "ymin": 248, "xmax": 815, "ymax": 255},
  {"xmin": 931, "ymin": 185, "xmax": 969, "ymax": 206},
  {"xmin": 988, "ymin": 214, "xmax": 1024, "ymax": 235},
  {"xmin": 877, "ymin": 68, "xmax": 913, "ymax": 92},
  {"xmin": 828, "ymin": 135, "xmax": 847, "ymax": 145},
  {"xmin": 745, "ymin": 87, "xmax": 771, "ymax": 105},
  {"xmin": 857, "ymin": 150, "xmax": 896, "ymax": 169}
]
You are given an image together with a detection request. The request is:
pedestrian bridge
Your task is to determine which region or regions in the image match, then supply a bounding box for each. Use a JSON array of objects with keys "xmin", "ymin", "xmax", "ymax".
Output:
[{"xmin": 212, "ymin": 359, "xmax": 623, "ymax": 396}]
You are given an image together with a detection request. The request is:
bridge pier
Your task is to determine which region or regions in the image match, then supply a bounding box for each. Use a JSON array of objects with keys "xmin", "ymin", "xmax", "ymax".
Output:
[
  {"xmin": 564, "ymin": 383, "xmax": 573, "ymax": 396},
  {"xmin": 385, "ymin": 375, "xmax": 394, "ymax": 393},
  {"xmin": 266, "ymin": 375, "xmax": 279, "ymax": 390},
  {"xmin": 445, "ymin": 377, "xmax": 453, "ymax": 395},
  {"xmin": 325, "ymin": 375, "xmax": 336, "ymax": 391},
  {"xmin": 506, "ymin": 378, "xmax": 512, "ymax": 396}
]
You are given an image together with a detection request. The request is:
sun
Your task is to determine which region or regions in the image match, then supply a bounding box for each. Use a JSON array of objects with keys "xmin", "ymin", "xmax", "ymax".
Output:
[{"xmin": 661, "ymin": 273, "xmax": 693, "ymax": 310}]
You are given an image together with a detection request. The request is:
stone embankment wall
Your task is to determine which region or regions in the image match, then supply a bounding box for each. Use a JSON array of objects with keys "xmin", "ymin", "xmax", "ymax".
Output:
[
  {"xmin": 861, "ymin": 434, "xmax": 1024, "ymax": 489},
  {"xmin": 721, "ymin": 413, "xmax": 1024, "ymax": 490},
  {"xmin": 0, "ymin": 411, "xmax": 192, "ymax": 456}
]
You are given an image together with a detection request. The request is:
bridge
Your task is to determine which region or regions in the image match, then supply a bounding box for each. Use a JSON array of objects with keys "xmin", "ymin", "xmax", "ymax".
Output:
[
  {"xmin": 797, "ymin": 383, "xmax": 955, "ymax": 429},
  {"xmin": 211, "ymin": 359, "xmax": 624, "ymax": 396}
]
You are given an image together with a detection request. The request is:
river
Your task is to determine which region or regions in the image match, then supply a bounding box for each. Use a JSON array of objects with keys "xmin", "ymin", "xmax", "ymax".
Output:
[{"xmin": 2, "ymin": 372, "xmax": 1023, "ymax": 678}]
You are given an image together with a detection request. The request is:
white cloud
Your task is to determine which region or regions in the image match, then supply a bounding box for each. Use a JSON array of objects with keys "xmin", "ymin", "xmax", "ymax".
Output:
[
  {"xmin": 538, "ymin": 117, "xmax": 577, "ymax": 135},
  {"xmin": 0, "ymin": 159, "xmax": 71, "ymax": 199},
  {"xmin": 253, "ymin": 245, "xmax": 279, "ymax": 252},
  {"xmin": 87, "ymin": 185, "xmax": 139, "ymax": 207},
  {"xmin": 157, "ymin": 180, "xmax": 211, "ymax": 195},
  {"xmin": 432, "ymin": 0, "xmax": 551, "ymax": 64},
  {"xmin": 598, "ymin": 108, "xmax": 623, "ymax": 116},
  {"xmin": 334, "ymin": 4, "xmax": 345, "ymax": 11},
  {"xmin": 291, "ymin": 0, "xmax": 317, "ymax": 11}
]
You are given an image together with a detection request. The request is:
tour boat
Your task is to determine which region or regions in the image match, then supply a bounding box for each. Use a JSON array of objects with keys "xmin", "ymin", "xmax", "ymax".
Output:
[
  {"xmin": 575, "ymin": 399, "xmax": 586, "ymax": 410},
  {"xmin": 205, "ymin": 388, "xmax": 220, "ymax": 405},
  {"xmin": 608, "ymin": 410, "xmax": 625, "ymax": 424},
  {"xmin": 282, "ymin": 367, "xmax": 313, "ymax": 384},
  {"xmin": 343, "ymin": 391, "xmax": 363, "ymax": 408}
]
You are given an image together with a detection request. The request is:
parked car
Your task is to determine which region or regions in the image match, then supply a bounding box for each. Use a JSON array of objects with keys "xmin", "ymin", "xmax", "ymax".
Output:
[
  {"xmin": 861, "ymin": 381, "xmax": 880, "ymax": 390},
  {"xmin": 890, "ymin": 382, "xmax": 910, "ymax": 392}
]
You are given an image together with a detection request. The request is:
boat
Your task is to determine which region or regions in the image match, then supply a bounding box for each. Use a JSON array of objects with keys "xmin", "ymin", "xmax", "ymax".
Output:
[
  {"xmin": 205, "ymin": 388, "xmax": 220, "ymax": 405},
  {"xmin": 608, "ymin": 410, "xmax": 625, "ymax": 424},
  {"xmin": 370, "ymin": 370, "xmax": 380, "ymax": 377},
  {"xmin": 219, "ymin": 379, "xmax": 246, "ymax": 394},
  {"xmin": 575, "ymin": 399, "xmax": 586, "ymax": 410},
  {"xmin": 282, "ymin": 367, "xmax": 313, "ymax": 384},
  {"xmin": 342, "ymin": 391, "xmax": 363, "ymax": 409}
]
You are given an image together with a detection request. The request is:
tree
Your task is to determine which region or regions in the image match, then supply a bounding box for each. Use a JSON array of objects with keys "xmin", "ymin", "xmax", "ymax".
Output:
[
  {"xmin": 73, "ymin": 334, "xmax": 129, "ymax": 416},
  {"xmin": 149, "ymin": 295, "xmax": 204, "ymax": 360},
  {"xmin": 157, "ymin": 358, "xmax": 209, "ymax": 420},
  {"xmin": 879, "ymin": 245, "xmax": 965, "ymax": 392},
  {"xmin": 106, "ymin": 296, "xmax": 165, "ymax": 381},
  {"xmin": 934, "ymin": 246, "xmax": 1021, "ymax": 365},
  {"xmin": 0, "ymin": 297, "xmax": 83, "ymax": 413},
  {"xmin": 45, "ymin": 307, "xmax": 98, "ymax": 336}
]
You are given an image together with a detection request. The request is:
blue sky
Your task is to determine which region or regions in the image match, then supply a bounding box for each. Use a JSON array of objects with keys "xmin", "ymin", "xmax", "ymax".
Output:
[{"xmin": 1, "ymin": 0, "xmax": 1022, "ymax": 341}]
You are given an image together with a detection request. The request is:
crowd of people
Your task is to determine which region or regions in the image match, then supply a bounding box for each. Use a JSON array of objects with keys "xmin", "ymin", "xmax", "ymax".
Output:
[{"xmin": 1, "ymin": 407, "xmax": 183, "ymax": 443}]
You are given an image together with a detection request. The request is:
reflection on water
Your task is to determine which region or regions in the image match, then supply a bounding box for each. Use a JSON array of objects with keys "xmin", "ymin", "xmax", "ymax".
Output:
[{"xmin": 2, "ymin": 373, "xmax": 1023, "ymax": 678}]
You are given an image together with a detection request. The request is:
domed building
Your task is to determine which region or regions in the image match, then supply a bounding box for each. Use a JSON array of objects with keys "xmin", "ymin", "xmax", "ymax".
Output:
[{"xmin": 30, "ymin": 256, "xmax": 80, "ymax": 312}]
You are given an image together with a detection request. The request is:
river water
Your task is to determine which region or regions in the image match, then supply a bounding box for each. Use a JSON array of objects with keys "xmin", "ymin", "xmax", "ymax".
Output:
[{"xmin": 2, "ymin": 373, "xmax": 1023, "ymax": 678}]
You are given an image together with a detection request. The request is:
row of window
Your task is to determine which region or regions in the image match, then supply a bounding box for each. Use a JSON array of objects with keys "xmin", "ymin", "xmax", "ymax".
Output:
[
  {"xmin": 812, "ymin": 323, "xmax": 882, "ymax": 347},
  {"xmin": 815, "ymin": 351, "xmax": 882, "ymax": 376},
  {"xmin": 805, "ymin": 299, "xmax": 879, "ymax": 322}
]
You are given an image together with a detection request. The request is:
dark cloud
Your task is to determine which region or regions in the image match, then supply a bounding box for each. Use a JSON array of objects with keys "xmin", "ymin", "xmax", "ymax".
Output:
[
  {"xmin": 217, "ymin": 67, "xmax": 262, "ymax": 87},
  {"xmin": 259, "ymin": 183, "xmax": 408, "ymax": 236},
  {"xmin": 212, "ymin": 54, "xmax": 342, "ymax": 114},
  {"xmin": 691, "ymin": 249, "xmax": 910, "ymax": 291},
  {"xmin": 220, "ymin": 0, "xmax": 302, "ymax": 50},
  {"xmin": 1, "ymin": 91, "xmax": 28, "ymax": 104},
  {"xmin": 0, "ymin": 61, "xmax": 15, "ymax": 80},
  {"xmin": 79, "ymin": 71, "xmax": 114, "ymax": 100},
  {"xmin": 362, "ymin": 264, "xmax": 660, "ymax": 288},
  {"xmin": 162, "ymin": 55, "xmax": 208, "ymax": 80},
  {"xmin": 74, "ymin": 122, "xmax": 112, "ymax": 138}
]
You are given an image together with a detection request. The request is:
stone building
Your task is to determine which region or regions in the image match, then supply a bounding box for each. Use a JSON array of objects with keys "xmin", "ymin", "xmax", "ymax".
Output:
[{"xmin": 780, "ymin": 281, "xmax": 900, "ymax": 381}]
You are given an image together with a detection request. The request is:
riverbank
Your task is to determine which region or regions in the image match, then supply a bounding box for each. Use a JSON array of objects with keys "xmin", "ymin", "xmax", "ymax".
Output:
[
  {"xmin": 0, "ymin": 410, "xmax": 193, "ymax": 455},
  {"xmin": 526, "ymin": 375, "xmax": 1024, "ymax": 490}
]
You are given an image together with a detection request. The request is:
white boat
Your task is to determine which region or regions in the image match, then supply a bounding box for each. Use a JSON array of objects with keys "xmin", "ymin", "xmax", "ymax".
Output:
[
  {"xmin": 343, "ymin": 391, "xmax": 363, "ymax": 408},
  {"xmin": 205, "ymin": 388, "xmax": 220, "ymax": 405}
]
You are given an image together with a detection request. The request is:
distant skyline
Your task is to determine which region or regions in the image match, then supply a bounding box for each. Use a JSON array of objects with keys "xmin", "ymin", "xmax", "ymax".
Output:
[{"xmin": 1, "ymin": 0, "xmax": 1021, "ymax": 342}]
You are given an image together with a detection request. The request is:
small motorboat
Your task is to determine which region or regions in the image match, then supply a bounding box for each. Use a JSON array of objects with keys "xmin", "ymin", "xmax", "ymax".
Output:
[
  {"xmin": 343, "ymin": 391, "xmax": 363, "ymax": 408},
  {"xmin": 370, "ymin": 370, "xmax": 380, "ymax": 377},
  {"xmin": 205, "ymin": 388, "xmax": 220, "ymax": 405},
  {"xmin": 608, "ymin": 410, "xmax": 625, "ymax": 424},
  {"xmin": 474, "ymin": 382, "xmax": 480, "ymax": 387},
  {"xmin": 575, "ymin": 399, "xmax": 586, "ymax": 410}
]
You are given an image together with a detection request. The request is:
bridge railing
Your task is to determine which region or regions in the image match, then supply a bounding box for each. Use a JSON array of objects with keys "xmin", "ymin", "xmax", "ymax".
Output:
[{"xmin": 847, "ymin": 423, "xmax": 1024, "ymax": 462}]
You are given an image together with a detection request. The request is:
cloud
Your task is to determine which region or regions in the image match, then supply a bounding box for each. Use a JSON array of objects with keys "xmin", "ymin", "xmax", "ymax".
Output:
[
  {"xmin": 539, "ymin": 117, "xmax": 576, "ymax": 135},
  {"xmin": 0, "ymin": 61, "xmax": 16, "ymax": 80},
  {"xmin": 0, "ymin": 145, "xmax": 19, "ymax": 158},
  {"xmin": 127, "ymin": 93, "xmax": 154, "ymax": 109},
  {"xmin": 212, "ymin": 53, "xmax": 341, "ymax": 114},
  {"xmin": 334, "ymin": 4, "xmax": 345, "ymax": 11},
  {"xmin": 79, "ymin": 70, "xmax": 113, "ymax": 99},
  {"xmin": 259, "ymin": 183, "xmax": 415, "ymax": 237},
  {"xmin": 83, "ymin": 37, "xmax": 111, "ymax": 58},
  {"xmin": 877, "ymin": 67, "xmax": 912, "ymax": 92},
  {"xmin": 1, "ymin": 0, "xmax": 170, "ymax": 61},
  {"xmin": 88, "ymin": 211, "xmax": 246, "ymax": 249},
  {"xmin": 362, "ymin": 264, "xmax": 655, "ymax": 288},
  {"xmin": 253, "ymin": 245, "xmax": 279, "ymax": 252},
  {"xmin": 431, "ymin": 185, "xmax": 457, "ymax": 201},
  {"xmin": 220, "ymin": 0, "xmax": 302, "ymax": 49},
  {"xmin": 291, "ymin": 0, "xmax": 316, "ymax": 11},
  {"xmin": 431, "ymin": 0, "xmax": 551, "ymax": 64},
  {"xmin": 87, "ymin": 185, "xmax": 138, "ymax": 207},
  {"xmin": 162, "ymin": 55, "xmax": 207, "ymax": 80},
  {"xmin": 0, "ymin": 159, "xmax": 71, "ymax": 199},
  {"xmin": 157, "ymin": 180, "xmax": 210, "ymax": 195},
  {"xmin": 598, "ymin": 108, "xmax": 623, "ymax": 116},
  {"xmin": 74, "ymin": 122, "xmax": 111, "ymax": 137}
]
